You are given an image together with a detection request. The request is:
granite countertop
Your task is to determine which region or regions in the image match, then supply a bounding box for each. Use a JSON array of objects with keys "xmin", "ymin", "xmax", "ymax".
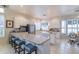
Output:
[{"xmin": 11, "ymin": 32, "xmax": 49, "ymax": 45}]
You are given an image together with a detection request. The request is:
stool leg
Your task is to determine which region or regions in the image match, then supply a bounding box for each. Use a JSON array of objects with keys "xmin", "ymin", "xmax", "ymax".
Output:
[
  {"xmin": 18, "ymin": 46, "xmax": 21, "ymax": 54},
  {"xmin": 35, "ymin": 49, "xmax": 37, "ymax": 54},
  {"xmin": 17, "ymin": 48, "xmax": 20, "ymax": 54},
  {"xmin": 27, "ymin": 52, "xmax": 31, "ymax": 54},
  {"xmin": 14, "ymin": 45, "xmax": 18, "ymax": 53},
  {"xmin": 23, "ymin": 48, "xmax": 25, "ymax": 54},
  {"xmin": 23, "ymin": 50, "xmax": 25, "ymax": 54},
  {"xmin": 35, "ymin": 46, "xmax": 37, "ymax": 54},
  {"xmin": 14, "ymin": 47, "xmax": 17, "ymax": 53}
]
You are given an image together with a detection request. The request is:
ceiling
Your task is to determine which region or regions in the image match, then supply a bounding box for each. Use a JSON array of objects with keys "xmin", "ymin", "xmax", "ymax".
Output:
[{"xmin": 4, "ymin": 5, "xmax": 79, "ymax": 19}]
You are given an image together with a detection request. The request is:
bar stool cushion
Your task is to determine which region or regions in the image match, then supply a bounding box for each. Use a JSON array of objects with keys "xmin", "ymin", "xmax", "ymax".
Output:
[
  {"xmin": 25, "ymin": 43, "xmax": 36, "ymax": 52},
  {"xmin": 15, "ymin": 40, "xmax": 22, "ymax": 45},
  {"xmin": 20, "ymin": 43, "xmax": 35, "ymax": 51}
]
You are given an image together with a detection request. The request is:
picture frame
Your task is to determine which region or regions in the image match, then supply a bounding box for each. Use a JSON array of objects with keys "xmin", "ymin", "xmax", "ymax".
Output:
[{"xmin": 6, "ymin": 20, "xmax": 14, "ymax": 28}]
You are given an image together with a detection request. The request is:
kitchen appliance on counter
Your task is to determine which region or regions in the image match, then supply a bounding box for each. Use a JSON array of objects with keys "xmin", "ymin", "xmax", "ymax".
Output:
[{"xmin": 11, "ymin": 24, "xmax": 36, "ymax": 34}]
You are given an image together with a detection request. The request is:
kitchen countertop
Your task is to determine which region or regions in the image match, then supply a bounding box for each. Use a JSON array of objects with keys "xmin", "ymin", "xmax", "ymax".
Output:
[{"xmin": 10, "ymin": 32, "xmax": 49, "ymax": 45}]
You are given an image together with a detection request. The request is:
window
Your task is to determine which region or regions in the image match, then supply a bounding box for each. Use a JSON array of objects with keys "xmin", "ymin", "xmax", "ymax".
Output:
[
  {"xmin": 61, "ymin": 20, "xmax": 66, "ymax": 28},
  {"xmin": 61, "ymin": 19, "xmax": 79, "ymax": 35},
  {"xmin": 35, "ymin": 21, "xmax": 48, "ymax": 31},
  {"xmin": 68, "ymin": 20, "xmax": 73, "ymax": 27},
  {"xmin": 35, "ymin": 22, "xmax": 41, "ymax": 30},
  {"xmin": 41, "ymin": 23, "xmax": 48, "ymax": 30},
  {"xmin": 0, "ymin": 15, "xmax": 5, "ymax": 37},
  {"xmin": 61, "ymin": 29, "xmax": 65, "ymax": 34},
  {"xmin": 61, "ymin": 20, "xmax": 66, "ymax": 34}
]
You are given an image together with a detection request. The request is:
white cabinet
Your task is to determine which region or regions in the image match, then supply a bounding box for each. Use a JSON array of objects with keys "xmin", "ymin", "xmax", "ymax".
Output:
[{"xmin": 50, "ymin": 32, "xmax": 60, "ymax": 44}]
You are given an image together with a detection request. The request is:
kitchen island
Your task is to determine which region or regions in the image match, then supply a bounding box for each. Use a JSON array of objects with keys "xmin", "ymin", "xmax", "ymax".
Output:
[{"xmin": 10, "ymin": 32, "xmax": 50, "ymax": 54}]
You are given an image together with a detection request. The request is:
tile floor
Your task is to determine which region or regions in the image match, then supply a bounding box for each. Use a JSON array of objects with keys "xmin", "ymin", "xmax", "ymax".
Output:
[{"xmin": 50, "ymin": 39, "xmax": 79, "ymax": 54}]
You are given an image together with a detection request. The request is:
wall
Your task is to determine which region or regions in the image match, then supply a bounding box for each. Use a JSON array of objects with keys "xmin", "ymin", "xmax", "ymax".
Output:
[
  {"xmin": 49, "ymin": 17, "xmax": 61, "ymax": 29},
  {"xmin": 0, "ymin": 9, "xmax": 31, "ymax": 46},
  {"xmin": 14, "ymin": 15, "xmax": 30, "ymax": 28}
]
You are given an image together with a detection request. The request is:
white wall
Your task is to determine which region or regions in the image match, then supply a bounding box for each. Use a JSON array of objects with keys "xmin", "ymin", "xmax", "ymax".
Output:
[
  {"xmin": 49, "ymin": 18, "xmax": 61, "ymax": 28},
  {"xmin": 14, "ymin": 15, "xmax": 29, "ymax": 28}
]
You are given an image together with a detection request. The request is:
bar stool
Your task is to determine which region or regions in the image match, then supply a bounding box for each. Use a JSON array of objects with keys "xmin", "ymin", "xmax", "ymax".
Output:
[
  {"xmin": 15, "ymin": 41, "xmax": 26, "ymax": 54},
  {"xmin": 13, "ymin": 38, "xmax": 22, "ymax": 53},
  {"xmin": 10, "ymin": 36, "xmax": 17, "ymax": 47},
  {"xmin": 20, "ymin": 43, "xmax": 37, "ymax": 54},
  {"xmin": 25, "ymin": 43, "xmax": 37, "ymax": 54},
  {"xmin": 9, "ymin": 36, "xmax": 15, "ymax": 44}
]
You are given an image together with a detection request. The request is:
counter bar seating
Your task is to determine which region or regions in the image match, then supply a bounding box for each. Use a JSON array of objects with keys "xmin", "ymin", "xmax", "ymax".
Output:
[{"xmin": 9, "ymin": 36, "xmax": 37, "ymax": 54}]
